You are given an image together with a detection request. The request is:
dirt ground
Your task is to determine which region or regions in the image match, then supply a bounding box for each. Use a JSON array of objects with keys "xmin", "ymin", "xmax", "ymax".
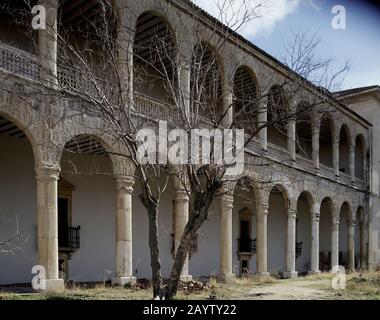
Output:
[{"xmin": 0, "ymin": 272, "xmax": 379, "ymax": 300}]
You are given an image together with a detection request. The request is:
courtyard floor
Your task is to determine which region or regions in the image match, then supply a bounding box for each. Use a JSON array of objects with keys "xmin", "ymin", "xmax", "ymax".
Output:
[{"xmin": 0, "ymin": 271, "xmax": 379, "ymax": 300}]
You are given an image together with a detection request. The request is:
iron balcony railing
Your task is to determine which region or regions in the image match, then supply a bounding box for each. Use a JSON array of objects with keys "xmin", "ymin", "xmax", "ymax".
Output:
[
  {"xmin": 238, "ymin": 238, "xmax": 256, "ymax": 253},
  {"xmin": 59, "ymin": 226, "xmax": 80, "ymax": 252}
]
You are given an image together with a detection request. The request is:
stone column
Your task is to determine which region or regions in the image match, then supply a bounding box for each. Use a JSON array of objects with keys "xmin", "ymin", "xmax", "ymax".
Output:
[
  {"xmin": 222, "ymin": 83, "xmax": 233, "ymax": 128},
  {"xmin": 360, "ymin": 216, "xmax": 367, "ymax": 269},
  {"xmin": 256, "ymin": 201, "xmax": 269, "ymax": 276},
  {"xmin": 112, "ymin": 177, "xmax": 136, "ymax": 286},
  {"xmin": 362, "ymin": 153, "xmax": 368, "ymax": 183},
  {"xmin": 257, "ymin": 102, "xmax": 268, "ymax": 152},
  {"xmin": 347, "ymin": 219, "xmax": 356, "ymax": 272},
  {"xmin": 284, "ymin": 208, "xmax": 297, "ymax": 278},
  {"xmin": 349, "ymin": 145, "xmax": 355, "ymax": 184},
  {"xmin": 312, "ymin": 122, "xmax": 320, "ymax": 173},
  {"xmin": 116, "ymin": 23, "xmax": 135, "ymax": 108},
  {"xmin": 219, "ymin": 194, "xmax": 235, "ymax": 282},
  {"xmin": 309, "ymin": 203, "xmax": 321, "ymax": 274},
  {"xmin": 35, "ymin": 166, "xmax": 64, "ymax": 291},
  {"xmin": 331, "ymin": 216, "xmax": 340, "ymax": 271},
  {"xmin": 172, "ymin": 177, "xmax": 192, "ymax": 282},
  {"xmin": 179, "ymin": 66, "xmax": 191, "ymax": 121},
  {"xmin": 287, "ymin": 119, "xmax": 296, "ymax": 163},
  {"xmin": 38, "ymin": 0, "xmax": 58, "ymax": 88},
  {"xmin": 333, "ymin": 137, "xmax": 340, "ymax": 178}
]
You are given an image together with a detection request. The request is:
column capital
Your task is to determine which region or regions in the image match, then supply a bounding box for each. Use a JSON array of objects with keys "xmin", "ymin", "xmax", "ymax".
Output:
[
  {"xmin": 348, "ymin": 218, "xmax": 356, "ymax": 227},
  {"xmin": 174, "ymin": 189, "xmax": 190, "ymax": 201},
  {"xmin": 35, "ymin": 165, "xmax": 60, "ymax": 181},
  {"xmin": 288, "ymin": 208, "xmax": 297, "ymax": 219},
  {"xmin": 311, "ymin": 212, "xmax": 321, "ymax": 222},
  {"xmin": 219, "ymin": 194, "xmax": 234, "ymax": 207},
  {"xmin": 258, "ymin": 203, "xmax": 269, "ymax": 216},
  {"xmin": 115, "ymin": 176, "xmax": 134, "ymax": 191}
]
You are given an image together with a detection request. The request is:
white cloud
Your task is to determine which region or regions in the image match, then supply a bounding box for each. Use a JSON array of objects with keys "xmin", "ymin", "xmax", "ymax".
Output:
[{"xmin": 192, "ymin": 0, "xmax": 301, "ymax": 38}]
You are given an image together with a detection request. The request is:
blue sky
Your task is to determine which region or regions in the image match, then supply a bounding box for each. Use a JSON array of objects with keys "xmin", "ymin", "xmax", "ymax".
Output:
[{"xmin": 194, "ymin": 0, "xmax": 380, "ymax": 91}]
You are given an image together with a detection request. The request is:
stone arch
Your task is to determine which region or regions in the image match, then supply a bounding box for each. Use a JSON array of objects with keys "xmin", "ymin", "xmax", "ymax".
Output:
[
  {"xmin": 296, "ymin": 190, "xmax": 315, "ymax": 273},
  {"xmin": 355, "ymin": 134, "xmax": 366, "ymax": 180},
  {"xmin": 233, "ymin": 65, "xmax": 259, "ymax": 133},
  {"xmin": 0, "ymin": 109, "xmax": 41, "ymax": 284},
  {"xmin": 339, "ymin": 201, "xmax": 352, "ymax": 267},
  {"xmin": 0, "ymin": 107, "xmax": 42, "ymax": 167},
  {"xmin": 319, "ymin": 113, "xmax": 335, "ymax": 168},
  {"xmin": 267, "ymin": 183, "xmax": 289, "ymax": 275},
  {"xmin": 355, "ymin": 206, "xmax": 367, "ymax": 268},
  {"xmin": 296, "ymin": 101, "xmax": 313, "ymax": 159},
  {"xmin": 338, "ymin": 124, "xmax": 352, "ymax": 175},
  {"xmin": 191, "ymin": 41, "xmax": 224, "ymax": 118},
  {"xmin": 319, "ymin": 196, "xmax": 335, "ymax": 271},
  {"xmin": 133, "ymin": 11, "xmax": 179, "ymax": 102},
  {"xmin": 233, "ymin": 177, "xmax": 259, "ymax": 274},
  {"xmin": 267, "ymin": 85, "xmax": 290, "ymax": 149},
  {"xmin": 58, "ymin": 132, "xmax": 127, "ymax": 279}
]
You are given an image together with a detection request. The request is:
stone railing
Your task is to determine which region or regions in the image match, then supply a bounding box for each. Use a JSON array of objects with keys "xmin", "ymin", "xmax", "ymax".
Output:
[
  {"xmin": 339, "ymin": 171, "xmax": 352, "ymax": 185},
  {"xmin": 267, "ymin": 142, "xmax": 290, "ymax": 164},
  {"xmin": 296, "ymin": 155, "xmax": 314, "ymax": 172},
  {"xmin": 319, "ymin": 163, "xmax": 336, "ymax": 180},
  {"xmin": 0, "ymin": 42, "xmax": 38, "ymax": 80},
  {"xmin": 134, "ymin": 93, "xmax": 178, "ymax": 124},
  {"xmin": 0, "ymin": 42, "xmax": 369, "ymax": 191}
]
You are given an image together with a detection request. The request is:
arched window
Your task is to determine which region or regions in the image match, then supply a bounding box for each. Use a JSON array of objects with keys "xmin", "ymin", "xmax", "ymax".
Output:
[
  {"xmin": 339, "ymin": 125, "xmax": 350, "ymax": 174},
  {"xmin": 355, "ymin": 135, "xmax": 365, "ymax": 180},
  {"xmin": 233, "ymin": 66, "xmax": 258, "ymax": 134},
  {"xmin": 191, "ymin": 43, "xmax": 222, "ymax": 119},
  {"xmin": 134, "ymin": 12, "xmax": 177, "ymax": 102},
  {"xmin": 296, "ymin": 101, "xmax": 312, "ymax": 159},
  {"xmin": 267, "ymin": 85, "xmax": 289, "ymax": 148},
  {"xmin": 319, "ymin": 114, "xmax": 333, "ymax": 168}
]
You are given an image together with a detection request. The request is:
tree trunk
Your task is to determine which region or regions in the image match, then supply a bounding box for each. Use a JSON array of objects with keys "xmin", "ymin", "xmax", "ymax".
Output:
[
  {"xmin": 147, "ymin": 204, "xmax": 163, "ymax": 298},
  {"xmin": 167, "ymin": 228, "xmax": 194, "ymax": 299},
  {"xmin": 167, "ymin": 188, "xmax": 217, "ymax": 299}
]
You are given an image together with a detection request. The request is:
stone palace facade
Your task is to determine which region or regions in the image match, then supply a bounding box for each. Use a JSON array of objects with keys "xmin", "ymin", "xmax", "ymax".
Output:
[{"xmin": 0, "ymin": 0, "xmax": 379, "ymax": 290}]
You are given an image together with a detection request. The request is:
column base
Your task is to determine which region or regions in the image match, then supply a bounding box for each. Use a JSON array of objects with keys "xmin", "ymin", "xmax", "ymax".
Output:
[
  {"xmin": 40, "ymin": 279, "xmax": 65, "ymax": 291},
  {"xmin": 308, "ymin": 270, "xmax": 321, "ymax": 275},
  {"xmin": 282, "ymin": 271, "xmax": 298, "ymax": 279},
  {"xmin": 217, "ymin": 273, "xmax": 235, "ymax": 283},
  {"xmin": 180, "ymin": 274, "xmax": 193, "ymax": 282},
  {"xmin": 112, "ymin": 276, "xmax": 137, "ymax": 286},
  {"xmin": 257, "ymin": 272, "xmax": 271, "ymax": 278}
]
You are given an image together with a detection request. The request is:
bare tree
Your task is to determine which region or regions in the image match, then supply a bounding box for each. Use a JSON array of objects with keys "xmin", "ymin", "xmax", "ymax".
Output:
[{"xmin": 0, "ymin": 0, "xmax": 349, "ymax": 299}]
